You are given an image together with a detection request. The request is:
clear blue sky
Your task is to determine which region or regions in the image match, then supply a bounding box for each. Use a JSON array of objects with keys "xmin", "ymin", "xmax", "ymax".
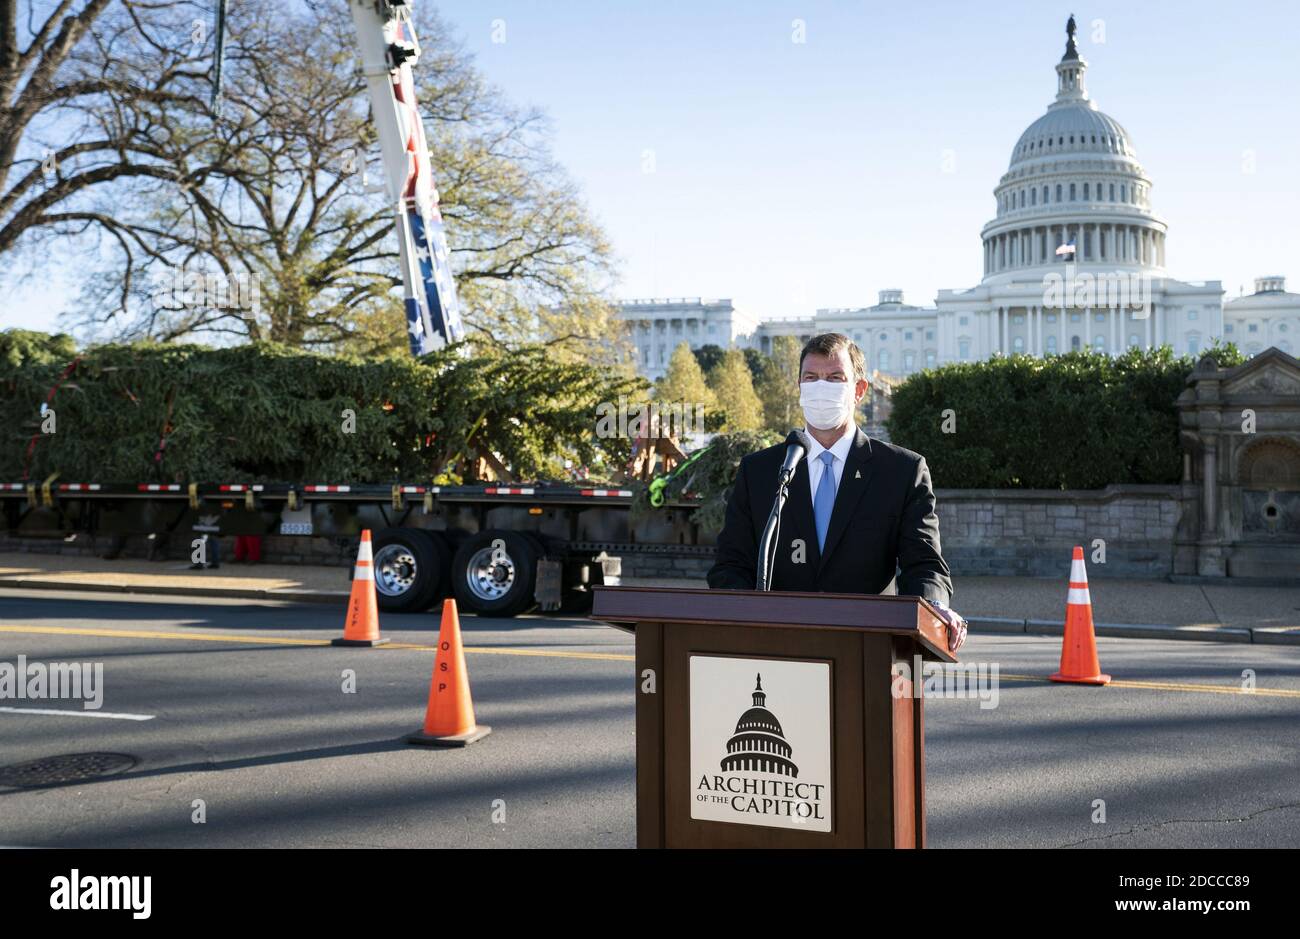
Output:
[
  {"xmin": 435, "ymin": 0, "xmax": 1300, "ymax": 324},
  {"xmin": 6, "ymin": 0, "xmax": 1298, "ymax": 334}
]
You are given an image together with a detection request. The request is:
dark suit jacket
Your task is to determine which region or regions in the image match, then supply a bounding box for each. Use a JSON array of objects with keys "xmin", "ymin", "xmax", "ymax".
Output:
[{"xmin": 706, "ymin": 428, "xmax": 953, "ymax": 606}]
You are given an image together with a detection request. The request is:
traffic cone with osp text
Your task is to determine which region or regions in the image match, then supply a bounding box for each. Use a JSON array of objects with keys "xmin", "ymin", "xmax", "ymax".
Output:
[
  {"xmin": 332, "ymin": 530, "xmax": 389, "ymax": 647},
  {"xmin": 1050, "ymin": 545, "xmax": 1111, "ymax": 685},
  {"xmin": 405, "ymin": 598, "xmax": 492, "ymax": 747}
]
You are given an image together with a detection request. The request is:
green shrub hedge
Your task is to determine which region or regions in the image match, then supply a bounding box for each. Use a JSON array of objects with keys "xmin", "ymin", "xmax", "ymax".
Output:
[{"xmin": 885, "ymin": 345, "xmax": 1243, "ymax": 489}]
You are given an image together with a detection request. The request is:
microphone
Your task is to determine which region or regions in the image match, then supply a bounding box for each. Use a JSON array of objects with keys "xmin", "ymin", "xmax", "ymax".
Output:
[
  {"xmin": 777, "ymin": 429, "xmax": 810, "ymax": 484},
  {"xmin": 758, "ymin": 429, "xmax": 811, "ymax": 591}
]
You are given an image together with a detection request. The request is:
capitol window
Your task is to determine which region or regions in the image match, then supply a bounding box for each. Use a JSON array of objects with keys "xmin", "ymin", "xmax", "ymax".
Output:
[
  {"xmin": 926, "ymin": 352, "xmax": 936, "ymax": 367},
  {"xmin": 1188, "ymin": 337, "xmax": 1200, "ymax": 355},
  {"xmin": 904, "ymin": 352, "xmax": 915, "ymax": 370},
  {"xmin": 1055, "ymin": 184, "xmax": 1062, "ymax": 201},
  {"xmin": 1129, "ymin": 334, "xmax": 1140, "ymax": 348},
  {"xmin": 1121, "ymin": 184, "xmax": 1127, "ymax": 201},
  {"xmin": 1046, "ymin": 335, "xmax": 1058, "ymax": 354},
  {"xmin": 879, "ymin": 332, "xmax": 888, "ymax": 341},
  {"xmin": 1031, "ymin": 189, "xmax": 1037, "ymax": 205},
  {"xmin": 1043, "ymin": 186, "xmax": 1049, "ymax": 203},
  {"xmin": 1109, "ymin": 183, "xmax": 1115, "ymax": 201},
  {"xmin": 1083, "ymin": 183, "xmax": 1090, "ymax": 199},
  {"xmin": 1093, "ymin": 336, "xmax": 1106, "ymax": 352},
  {"xmin": 1046, "ymin": 313, "xmax": 1058, "ymax": 323},
  {"xmin": 958, "ymin": 339, "xmax": 971, "ymax": 360},
  {"xmin": 1280, "ymin": 324, "xmax": 1289, "ymax": 333},
  {"xmin": 904, "ymin": 330, "xmax": 913, "ymax": 340},
  {"xmin": 1013, "ymin": 336, "xmax": 1024, "ymax": 352},
  {"xmin": 1094, "ymin": 312, "xmax": 1105, "ymax": 322},
  {"xmin": 1070, "ymin": 312, "xmax": 1081, "ymax": 322},
  {"xmin": 925, "ymin": 329, "xmax": 935, "ymax": 340},
  {"xmin": 1225, "ymin": 324, "xmax": 1234, "ymax": 334},
  {"xmin": 1249, "ymin": 324, "xmax": 1258, "ymax": 333},
  {"xmin": 958, "ymin": 316, "xmax": 969, "ymax": 326},
  {"xmin": 1071, "ymin": 336, "xmax": 1082, "ymax": 351},
  {"xmin": 878, "ymin": 350, "xmax": 890, "ymax": 370},
  {"xmin": 1013, "ymin": 314, "xmax": 1024, "ymax": 324},
  {"xmin": 1187, "ymin": 309, "xmax": 1197, "ymax": 320}
]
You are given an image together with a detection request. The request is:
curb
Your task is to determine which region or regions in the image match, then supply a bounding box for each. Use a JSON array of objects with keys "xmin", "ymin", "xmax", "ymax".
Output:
[
  {"xmin": 968, "ymin": 615, "xmax": 1288, "ymax": 646},
  {"xmin": 0, "ymin": 577, "xmax": 348, "ymax": 605}
]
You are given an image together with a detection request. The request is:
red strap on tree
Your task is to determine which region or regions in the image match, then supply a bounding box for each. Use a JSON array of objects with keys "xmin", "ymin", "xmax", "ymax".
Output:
[{"xmin": 21, "ymin": 356, "xmax": 81, "ymax": 481}]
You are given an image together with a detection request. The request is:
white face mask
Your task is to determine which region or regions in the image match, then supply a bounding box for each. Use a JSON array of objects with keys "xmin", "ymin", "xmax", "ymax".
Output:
[{"xmin": 799, "ymin": 379, "xmax": 856, "ymax": 431}]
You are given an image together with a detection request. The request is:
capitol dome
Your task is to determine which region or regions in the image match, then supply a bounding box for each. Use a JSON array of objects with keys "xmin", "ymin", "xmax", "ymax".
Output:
[
  {"xmin": 721, "ymin": 675, "xmax": 798, "ymax": 777},
  {"xmin": 981, "ymin": 16, "xmax": 1167, "ymax": 283}
]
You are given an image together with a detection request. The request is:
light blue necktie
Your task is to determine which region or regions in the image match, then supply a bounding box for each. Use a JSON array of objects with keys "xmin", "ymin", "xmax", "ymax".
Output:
[{"xmin": 814, "ymin": 450, "xmax": 837, "ymax": 552}]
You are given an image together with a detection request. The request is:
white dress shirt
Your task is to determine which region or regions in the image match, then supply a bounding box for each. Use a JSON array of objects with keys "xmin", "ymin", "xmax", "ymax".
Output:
[{"xmin": 804, "ymin": 423, "xmax": 855, "ymax": 504}]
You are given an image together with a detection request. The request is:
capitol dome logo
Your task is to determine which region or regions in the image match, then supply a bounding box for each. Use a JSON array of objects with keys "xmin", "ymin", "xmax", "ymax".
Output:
[
  {"xmin": 720, "ymin": 674, "xmax": 799, "ymax": 777},
  {"xmin": 689, "ymin": 656, "xmax": 832, "ymax": 833}
]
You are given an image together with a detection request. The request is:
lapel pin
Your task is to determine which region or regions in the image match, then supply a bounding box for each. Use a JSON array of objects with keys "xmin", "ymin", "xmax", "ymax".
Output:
[{"xmin": 854, "ymin": 470, "xmax": 861, "ymax": 479}]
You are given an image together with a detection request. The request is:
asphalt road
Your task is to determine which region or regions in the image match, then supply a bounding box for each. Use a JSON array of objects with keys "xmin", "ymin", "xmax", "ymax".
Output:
[{"xmin": 0, "ymin": 588, "xmax": 1297, "ymax": 848}]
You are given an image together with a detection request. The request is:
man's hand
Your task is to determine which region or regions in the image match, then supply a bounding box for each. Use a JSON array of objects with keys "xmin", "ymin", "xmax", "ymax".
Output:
[{"xmin": 931, "ymin": 601, "xmax": 968, "ymax": 654}]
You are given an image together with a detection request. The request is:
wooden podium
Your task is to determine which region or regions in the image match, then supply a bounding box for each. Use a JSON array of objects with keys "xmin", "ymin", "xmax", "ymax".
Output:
[{"xmin": 591, "ymin": 586, "xmax": 956, "ymax": 849}]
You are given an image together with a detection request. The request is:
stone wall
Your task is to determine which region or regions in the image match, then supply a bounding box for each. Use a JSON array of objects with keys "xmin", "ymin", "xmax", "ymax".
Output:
[{"xmin": 936, "ymin": 484, "xmax": 1188, "ymax": 578}]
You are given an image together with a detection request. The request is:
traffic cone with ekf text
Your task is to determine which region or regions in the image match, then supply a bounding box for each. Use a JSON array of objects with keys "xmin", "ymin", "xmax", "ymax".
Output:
[{"xmin": 332, "ymin": 529, "xmax": 389, "ymax": 647}]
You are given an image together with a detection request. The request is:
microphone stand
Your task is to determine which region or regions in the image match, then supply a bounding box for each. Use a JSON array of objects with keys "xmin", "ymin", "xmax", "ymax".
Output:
[{"xmin": 757, "ymin": 465, "xmax": 796, "ymax": 592}]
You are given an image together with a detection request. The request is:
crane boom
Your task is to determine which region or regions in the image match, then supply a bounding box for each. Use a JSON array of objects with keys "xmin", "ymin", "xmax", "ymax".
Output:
[{"xmin": 348, "ymin": 0, "xmax": 466, "ymax": 354}]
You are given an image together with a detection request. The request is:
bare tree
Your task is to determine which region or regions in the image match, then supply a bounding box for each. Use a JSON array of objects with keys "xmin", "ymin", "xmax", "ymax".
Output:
[{"xmin": 15, "ymin": 0, "xmax": 627, "ymax": 361}]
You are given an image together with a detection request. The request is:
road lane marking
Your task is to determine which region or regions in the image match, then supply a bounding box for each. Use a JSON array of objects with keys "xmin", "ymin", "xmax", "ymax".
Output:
[
  {"xmin": 994, "ymin": 672, "xmax": 1300, "ymax": 698},
  {"xmin": 0, "ymin": 624, "xmax": 634, "ymax": 662},
  {"xmin": 4, "ymin": 625, "xmax": 1295, "ymax": 687},
  {"xmin": 0, "ymin": 706, "xmax": 155, "ymax": 720},
  {"xmin": 0, "ymin": 624, "xmax": 328, "ymax": 647}
]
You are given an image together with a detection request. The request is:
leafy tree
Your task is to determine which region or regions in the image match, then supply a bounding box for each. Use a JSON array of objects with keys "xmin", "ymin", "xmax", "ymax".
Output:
[
  {"xmin": 0, "ymin": 330, "xmax": 646, "ymax": 483},
  {"xmin": 692, "ymin": 343, "xmax": 725, "ymax": 375},
  {"xmin": 656, "ymin": 341, "xmax": 715, "ymax": 410},
  {"xmin": 755, "ymin": 335, "xmax": 802, "ymax": 434},
  {"xmin": 0, "ymin": 1, "xmax": 624, "ymax": 362},
  {"xmin": 707, "ymin": 348, "xmax": 763, "ymax": 432}
]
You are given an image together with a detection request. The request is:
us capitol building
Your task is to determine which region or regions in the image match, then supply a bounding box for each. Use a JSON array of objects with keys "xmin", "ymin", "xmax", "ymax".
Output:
[{"xmin": 619, "ymin": 17, "xmax": 1298, "ymax": 383}]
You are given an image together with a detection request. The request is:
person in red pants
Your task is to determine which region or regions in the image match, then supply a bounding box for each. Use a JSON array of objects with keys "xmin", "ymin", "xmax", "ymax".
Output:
[{"xmin": 234, "ymin": 534, "xmax": 263, "ymax": 564}]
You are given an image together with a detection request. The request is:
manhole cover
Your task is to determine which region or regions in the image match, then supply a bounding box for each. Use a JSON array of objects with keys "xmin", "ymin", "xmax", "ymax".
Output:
[{"xmin": 0, "ymin": 752, "xmax": 137, "ymax": 789}]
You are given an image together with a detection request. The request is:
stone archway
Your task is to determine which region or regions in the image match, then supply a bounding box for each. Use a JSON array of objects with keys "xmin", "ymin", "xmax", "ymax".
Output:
[
  {"xmin": 1237, "ymin": 437, "xmax": 1300, "ymax": 539},
  {"xmin": 1238, "ymin": 438, "xmax": 1300, "ymax": 490}
]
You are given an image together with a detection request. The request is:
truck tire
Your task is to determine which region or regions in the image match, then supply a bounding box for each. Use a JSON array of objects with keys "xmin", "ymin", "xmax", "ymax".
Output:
[
  {"xmin": 452, "ymin": 529, "xmax": 538, "ymax": 617},
  {"xmin": 371, "ymin": 528, "xmax": 448, "ymax": 613}
]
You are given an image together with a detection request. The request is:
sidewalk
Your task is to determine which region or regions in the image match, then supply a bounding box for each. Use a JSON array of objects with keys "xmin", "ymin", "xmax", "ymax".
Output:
[
  {"xmin": 0, "ymin": 552, "xmax": 349, "ymax": 603},
  {"xmin": 0, "ymin": 552, "xmax": 1296, "ymax": 644}
]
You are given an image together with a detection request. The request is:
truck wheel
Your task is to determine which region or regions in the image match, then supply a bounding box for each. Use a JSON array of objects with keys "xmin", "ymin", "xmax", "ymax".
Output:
[
  {"xmin": 452, "ymin": 529, "xmax": 538, "ymax": 618},
  {"xmin": 372, "ymin": 528, "xmax": 447, "ymax": 613}
]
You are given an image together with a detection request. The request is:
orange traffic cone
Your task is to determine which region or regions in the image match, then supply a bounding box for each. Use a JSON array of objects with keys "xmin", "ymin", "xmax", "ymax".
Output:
[
  {"xmin": 1050, "ymin": 545, "xmax": 1110, "ymax": 685},
  {"xmin": 332, "ymin": 530, "xmax": 389, "ymax": 647},
  {"xmin": 405, "ymin": 599, "xmax": 491, "ymax": 747}
]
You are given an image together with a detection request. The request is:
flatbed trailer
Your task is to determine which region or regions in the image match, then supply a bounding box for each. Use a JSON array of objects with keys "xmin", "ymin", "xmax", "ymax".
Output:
[{"xmin": 0, "ymin": 480, "xmax": 710, "ymax": 616}]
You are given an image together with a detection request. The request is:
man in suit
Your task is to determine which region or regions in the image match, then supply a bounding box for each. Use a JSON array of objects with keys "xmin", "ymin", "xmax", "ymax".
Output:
[{"xmin": 707, "ymin": 332, "xmax": 968, "ymax": 652}]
